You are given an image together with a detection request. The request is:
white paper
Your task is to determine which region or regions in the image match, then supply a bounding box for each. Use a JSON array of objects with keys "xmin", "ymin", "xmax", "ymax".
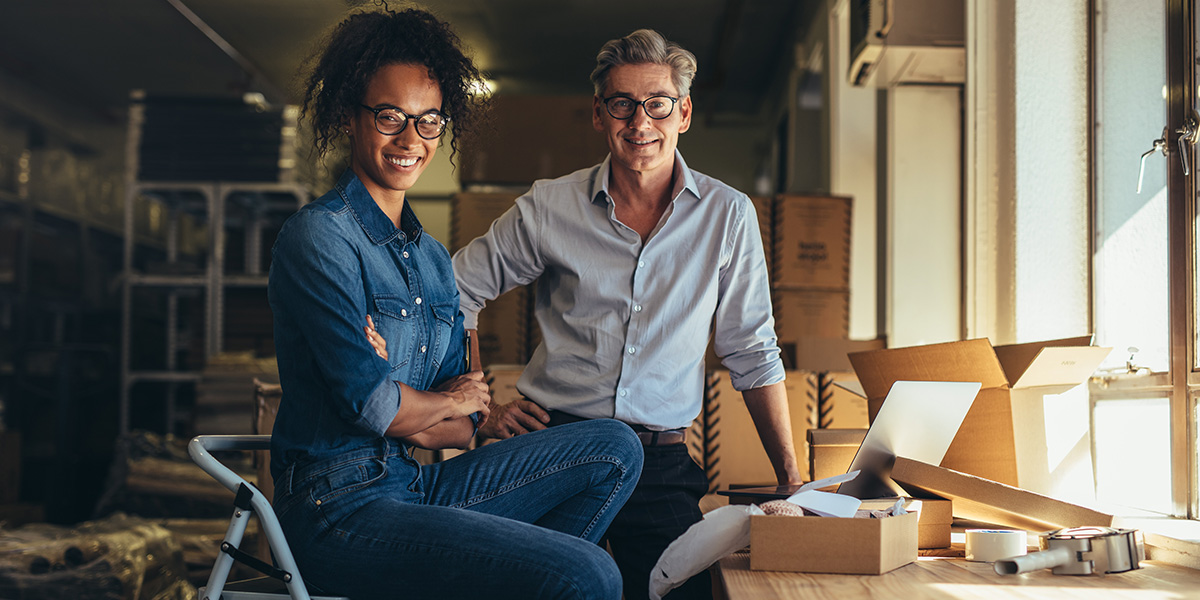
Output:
[
  {"xmin": 649, "ymin": 504, "xmax": 765, "ymax": 600},
  {"xmin": 792, "ymin": 470, "xmax": 862, "ymax": 494},
  {"xmin": 785, "ymin": 489, "xmax": 862, "ymax": 518}
]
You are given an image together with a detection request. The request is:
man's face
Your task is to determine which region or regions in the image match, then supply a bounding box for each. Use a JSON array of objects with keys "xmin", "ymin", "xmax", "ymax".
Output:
[{"xmin": 593, "ymin": 63, "xmax": 692, "ymax": 180}]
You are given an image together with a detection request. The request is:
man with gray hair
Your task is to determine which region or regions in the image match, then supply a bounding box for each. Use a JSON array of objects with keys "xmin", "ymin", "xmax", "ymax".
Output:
[{"xmin": 453, "ymin": 29, "xmax": 802, "ymax": 599}]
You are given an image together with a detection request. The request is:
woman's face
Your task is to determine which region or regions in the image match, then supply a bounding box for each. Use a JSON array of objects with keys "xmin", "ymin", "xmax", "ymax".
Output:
[{"xmin": 348, "ymin": 62, "xmax": 444, "ymax": 205}]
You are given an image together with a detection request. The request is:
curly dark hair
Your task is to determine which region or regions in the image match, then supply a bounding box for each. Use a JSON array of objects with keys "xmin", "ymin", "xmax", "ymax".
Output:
[{"xmin": 299, "ymin": 5, "xmax": 487, "ymax": 163}]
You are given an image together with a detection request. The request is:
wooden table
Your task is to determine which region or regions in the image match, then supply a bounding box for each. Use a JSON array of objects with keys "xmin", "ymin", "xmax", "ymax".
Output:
[{"xmin": 714, "ymin": 550, "xmax": 1200, "ymax": 599}]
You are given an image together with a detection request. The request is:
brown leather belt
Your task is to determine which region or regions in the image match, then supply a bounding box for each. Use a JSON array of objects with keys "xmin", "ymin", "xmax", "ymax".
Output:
[
  {"xmin": 633, "ymin": 429, "xmax": 687, "ymax": 446},
  {"xmin": 546, "ymin": 410, "xmax": 686, "ymax": 446}
]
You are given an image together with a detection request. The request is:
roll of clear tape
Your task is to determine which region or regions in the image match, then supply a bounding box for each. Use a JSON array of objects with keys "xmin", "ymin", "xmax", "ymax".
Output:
[{"xmin": 965, "ymin": 529, "xmax": 1028, "ymax": 563}]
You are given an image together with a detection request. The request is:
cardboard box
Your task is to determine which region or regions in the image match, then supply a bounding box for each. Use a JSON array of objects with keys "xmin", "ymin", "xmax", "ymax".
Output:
[
  {"xmin": 808, "ymin": 428, "xmax": 866, "ymax": 485},
  {"xmin": 892, "ymin": 457, "xmax": 1114, "ymax": 532},
  {"xmin": 459, "ymin": 95, "xmax": 609, "ymax": 186},
  {"xmin": 485, "ymin": 364, "xmax": 525, "ymax": 406},
  {"xmin": 772, "ymin": 194, "xmax": 852, "ymax": 290},
  {"xmin": 749, "ymin": 195, "xmax": 773, "ymax": 276},
  {"xmin": 450, "ymin": 191, "xmax": 520, "ymax": 253},
  {"xmin": 773, "ymin": 289, "xmax": 849, "ymax": 340},
  {"xmin": 848, "ymin": 336, "xmax": 1111, "ymax": 491},
  {"xmin": 750, "ymin": 510, "xmax": 918, "ymax": 574},
  {"xmin": 778, "ymin": 336, "xmax": 886, "ymax": 372},
  {"xmin": 690, "ymin": 370, "xmax": 814, "ymax": 490},
  {"xmin": 859, "ymin": 497, "xmax": 952, "ymax": 549},
  {"xmin": 476, "ymin": 286, "xmax": 530, "ymax": 367},
  {"xmin": 809, "ymin": 371, "xmax": 870, "ymax": 429}
]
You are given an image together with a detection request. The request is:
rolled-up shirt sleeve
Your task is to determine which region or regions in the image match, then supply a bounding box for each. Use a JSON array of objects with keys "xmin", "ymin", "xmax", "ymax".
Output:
[
  {"xmin": 270, "ymin": 211, "xmax": 399, "ymax": 436},
  {"xmin": 713, "ymin": 196, "xmax": 786, "ymax": 391},
  {"xmin": 453, "ymin": 193, "xmax": 546, "ymax": 330}
]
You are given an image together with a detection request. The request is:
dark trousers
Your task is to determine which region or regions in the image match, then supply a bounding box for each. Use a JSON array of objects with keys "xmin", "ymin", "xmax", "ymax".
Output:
[
  {"xmin": 546, "ymin": 411, "xmax": 712, "ymax": 600},
  {"xmin": 603, "ymin": 443, "xmax": 712, "ymax": 600}
]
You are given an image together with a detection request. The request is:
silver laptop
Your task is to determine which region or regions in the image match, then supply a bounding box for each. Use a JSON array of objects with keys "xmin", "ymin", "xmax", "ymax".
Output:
[{"xmin": 836, "ymin": 380, "xmax": 981, "ymax": 499}]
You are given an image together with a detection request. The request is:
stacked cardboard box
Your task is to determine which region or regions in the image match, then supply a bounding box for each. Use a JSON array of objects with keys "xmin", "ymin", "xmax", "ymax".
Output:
[
  {"xmin": 451, "ymin": 192, "xmax": 534, "ymax": 367},
  {"xmin": 458, "ymin": 95, "xmax": 609, "ymax": 186},
  {"xmin": 689, "ymin": 371, "xmax": 818, "ymax": 492},
  {"xmin": 749, "ymin": 195, "xmax": 773, "ymax": 277},
  {"xmin": 771, "ymin": 194, "xmax": 852, "ymax": 345}
]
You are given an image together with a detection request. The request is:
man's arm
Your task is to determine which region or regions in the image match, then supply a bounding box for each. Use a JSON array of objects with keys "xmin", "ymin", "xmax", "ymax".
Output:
[
  {"xmin": 471, "ymin": 325, "xmax": 550, "ymax": 439},
  {"xmin": 741, "ymin": 381, "xmax": 804, "ymax": 485}
]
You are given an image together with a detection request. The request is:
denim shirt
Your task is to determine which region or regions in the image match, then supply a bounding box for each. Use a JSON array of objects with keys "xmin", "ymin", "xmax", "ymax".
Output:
[{"xmin": 268, "ymin": 169, "xmax": 468, "ymax": 480}]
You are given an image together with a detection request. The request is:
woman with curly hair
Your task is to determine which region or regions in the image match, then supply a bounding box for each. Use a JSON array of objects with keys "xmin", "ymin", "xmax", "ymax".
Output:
[{"xmin": 267, "ymin": 7, "xmax": 642, "ymax": 599}]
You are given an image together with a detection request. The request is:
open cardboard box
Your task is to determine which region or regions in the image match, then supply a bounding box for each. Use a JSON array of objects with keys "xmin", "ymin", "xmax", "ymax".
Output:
[
  {"xmin": 848, "ymin": 335, "xmax": 1111, "ymax": 497},
  {"xmin": 750, "ymin": 508, "xmax": 920, "ymax": 574}
]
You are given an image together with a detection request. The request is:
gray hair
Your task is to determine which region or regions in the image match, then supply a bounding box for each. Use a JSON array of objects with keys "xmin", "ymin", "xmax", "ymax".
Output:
[{"xmin": 590, "ymin": 29, "xmax": 698, "ymax": 98}]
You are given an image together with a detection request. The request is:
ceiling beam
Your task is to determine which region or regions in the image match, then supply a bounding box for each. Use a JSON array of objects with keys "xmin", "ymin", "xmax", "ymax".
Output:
[{"xmin": 165, "ymin": 0, "xmax": 287, "ymax": 104}]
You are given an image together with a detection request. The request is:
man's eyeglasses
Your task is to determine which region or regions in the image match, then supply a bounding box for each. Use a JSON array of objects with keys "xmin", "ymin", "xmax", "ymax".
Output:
[
  {"xmin": 359, "ymin": 105, "xmax": 450, "ymax": 139},
  {"xmin": 601, "ymin": 95, "xmax": 679, "ymax": 120}
]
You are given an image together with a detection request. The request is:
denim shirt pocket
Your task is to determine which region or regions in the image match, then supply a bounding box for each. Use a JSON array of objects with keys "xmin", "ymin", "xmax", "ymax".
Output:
[
  {"xmin": 429, "ymin": 300, "xmax": 456, "ymax": 373},
  {"xmin": 373, "ymin": 294, "xmax": 414, "ymax": 371}
]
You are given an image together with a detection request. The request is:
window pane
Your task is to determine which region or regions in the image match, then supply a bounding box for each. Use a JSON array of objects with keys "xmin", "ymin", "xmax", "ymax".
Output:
[
  {"xmin": 1094, "ymin": 397, "xmax": 1173, "ymax": 514},
  {"xmin": 1195, "ymin": 5, "xmax": 1200, "ymax": 372},
  {"xmin": 1094, "ymin": 0, "xmax": 1169, "ymax": 373}
]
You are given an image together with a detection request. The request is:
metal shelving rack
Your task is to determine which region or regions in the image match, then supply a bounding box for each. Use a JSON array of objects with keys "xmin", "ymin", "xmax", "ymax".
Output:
[{"xmin": 118, "ymin": 92, "xmax": 308, "ymax": 435}]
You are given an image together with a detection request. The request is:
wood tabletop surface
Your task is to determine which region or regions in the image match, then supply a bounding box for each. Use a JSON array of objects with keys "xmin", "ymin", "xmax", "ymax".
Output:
[{"xmin": 715, "ymin": 550, "xmax": 1200, "ymax": 599}]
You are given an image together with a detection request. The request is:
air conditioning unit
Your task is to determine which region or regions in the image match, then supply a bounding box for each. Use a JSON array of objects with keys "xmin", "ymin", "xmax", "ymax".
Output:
[{"xmin": 848, "ymin": 0, "xmax": 965, "ymax": 87}]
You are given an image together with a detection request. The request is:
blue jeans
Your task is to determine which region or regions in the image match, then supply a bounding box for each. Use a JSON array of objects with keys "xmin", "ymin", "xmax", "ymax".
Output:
[{"xmin": 273, "ymin": 419, "xmax": 643, "ymax": 600}]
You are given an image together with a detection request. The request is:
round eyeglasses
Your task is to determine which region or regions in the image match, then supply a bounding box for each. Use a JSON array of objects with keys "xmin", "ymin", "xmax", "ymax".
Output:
[
  {"xmin": 601, "ymin": 95, "xmax": 679, "ymax": 120},
  {"xmin": 360, "ymin": 104, "xmax": 450, "ymax": 139}
]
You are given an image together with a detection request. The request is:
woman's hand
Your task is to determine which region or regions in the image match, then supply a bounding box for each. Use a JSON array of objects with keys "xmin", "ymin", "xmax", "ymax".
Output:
[
  {"xmin": 364, "ymin": 315, "xmax": 387, "ymax": 361},
  {"xmin": 433, "ymin": 370, "xmax": 491, "ymax": 422}
]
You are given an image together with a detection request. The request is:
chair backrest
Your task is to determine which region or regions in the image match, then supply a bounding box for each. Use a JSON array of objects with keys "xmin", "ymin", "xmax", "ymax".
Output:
[
  {"xmin": 253, "ymin": 379, "xmax": 282, "ymax": 558},
  {"xmin": 190, "ymin": 435, "xmax": 344, "ymax": 600}
]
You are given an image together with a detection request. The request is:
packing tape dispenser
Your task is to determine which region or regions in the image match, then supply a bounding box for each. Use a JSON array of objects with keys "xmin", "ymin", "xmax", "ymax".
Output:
[{"xmin": 994, "ymin": 526, "xmax": 1144, "ymax": 576}]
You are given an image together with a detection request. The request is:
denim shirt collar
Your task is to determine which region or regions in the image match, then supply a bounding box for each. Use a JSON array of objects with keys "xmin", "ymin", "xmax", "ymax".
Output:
[
  {"xmin": 335, "ymin": 169, "xmax": 424, "ymax": 247},
  {"xmin": 590, "ymin": 149, "xmax": 701, "ymax": 207}
]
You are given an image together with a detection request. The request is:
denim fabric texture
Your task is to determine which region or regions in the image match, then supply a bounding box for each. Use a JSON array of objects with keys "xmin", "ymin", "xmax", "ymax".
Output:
[
  {"xmin": 269, "ymin": 169, "xmax": 469, "ymax": 479},
  {"xmin": 268, "ymin": 170, "xmax": 644, "ymax": 599},
  {"xmin": 454, "ymin": 150, "xmax": 784, "ymax": 430},
  {"xmin": 273, "ymin": 420, "xmax": 642, "ymax": 600}
]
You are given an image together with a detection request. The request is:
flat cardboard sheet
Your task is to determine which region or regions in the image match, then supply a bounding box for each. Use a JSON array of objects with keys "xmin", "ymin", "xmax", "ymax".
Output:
[{"xmin": 891, "ymin": 457, "xmax": 1114, "ymax": 531}]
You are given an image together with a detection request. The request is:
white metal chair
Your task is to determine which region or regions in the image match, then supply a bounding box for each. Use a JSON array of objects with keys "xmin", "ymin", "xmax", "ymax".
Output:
[{"xmin": 189, "ymin": 435, "xmax": 349, "ymax": 600}]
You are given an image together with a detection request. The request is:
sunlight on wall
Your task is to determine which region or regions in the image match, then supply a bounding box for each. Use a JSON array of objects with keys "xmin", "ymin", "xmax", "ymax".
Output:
[
  {"xmin": 1093, "ymin": 186, "xmax": 1169, "ymax": 372},
  {"xmin": 1094, "ymin": 397, "xmax": 1172, "ymax": 515}
]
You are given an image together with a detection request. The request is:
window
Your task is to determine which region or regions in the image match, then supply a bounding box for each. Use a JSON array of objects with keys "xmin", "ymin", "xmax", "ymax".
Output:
[{"xmin": 1091, "ymin": 0, "xmax": 1198, "ymax": 518}]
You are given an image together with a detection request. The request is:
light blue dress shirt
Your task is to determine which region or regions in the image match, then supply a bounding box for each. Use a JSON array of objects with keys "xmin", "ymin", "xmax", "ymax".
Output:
[{"xmin": 453, "ymin": 151, "xmax": 784, "ymax": 430}]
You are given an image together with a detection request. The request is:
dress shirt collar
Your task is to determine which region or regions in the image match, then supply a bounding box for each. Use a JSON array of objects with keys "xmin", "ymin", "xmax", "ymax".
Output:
[
  {"xmin": 590, "ymin": 149, "xmax": 702, "ymax": 207},
  {"xmin": 335, "ymin": 169, "xmax": 424, "ymax": 247}
]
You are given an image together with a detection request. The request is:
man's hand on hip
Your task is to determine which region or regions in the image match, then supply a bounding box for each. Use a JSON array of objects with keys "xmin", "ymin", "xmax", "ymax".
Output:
[{"xmin": 477, "ymin": 398, "xmax": 551, "ymax": 439}]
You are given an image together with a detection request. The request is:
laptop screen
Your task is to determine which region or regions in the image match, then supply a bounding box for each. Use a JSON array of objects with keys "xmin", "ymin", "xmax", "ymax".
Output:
[{"xmin": 836, "ymin": 380, "xmax": 980, "ymax": 499}]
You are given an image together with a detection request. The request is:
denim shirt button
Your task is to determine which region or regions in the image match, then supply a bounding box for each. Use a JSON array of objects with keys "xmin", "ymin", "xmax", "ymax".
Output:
[
  {"xmin": 420, "ymin": 345, "xmax": 427, "ymax": 353},
  {"xmin": 403, "ymin": 251, "xmax": 409, "ymax": 258},
  {"xmin": 415, "ymin": 297, "xmax": 422, "ymax": 305},
  {"xmin": 401, "ymin": 309, "xmax": 408, "ymax": 317}
]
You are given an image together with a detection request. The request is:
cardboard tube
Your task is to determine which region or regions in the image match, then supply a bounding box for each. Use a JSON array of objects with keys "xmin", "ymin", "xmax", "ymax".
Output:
[{"xmin": 995, "ymin": 546, "xmax": 1073, "ymax": 575}]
